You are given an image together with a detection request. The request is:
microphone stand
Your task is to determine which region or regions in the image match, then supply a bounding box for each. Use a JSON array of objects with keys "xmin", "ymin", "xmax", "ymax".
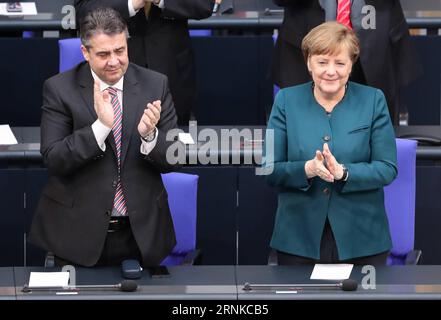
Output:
[
  {"xmin": 243, "ymin": 282, "xmax": 344, "ymax": 291},
  {"xmin": 22, "ymin": 283, "xmax": 121, "ymax": 293},
  {"xmin": 263, "ymin": 8, "xmax": 284, "ymax": 16}
]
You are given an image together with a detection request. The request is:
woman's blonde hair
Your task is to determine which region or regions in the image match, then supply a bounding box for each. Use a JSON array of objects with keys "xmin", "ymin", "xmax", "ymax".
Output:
[{"xmin": 301, "ymin": 21, "xmax": 360, "ymax": 63}]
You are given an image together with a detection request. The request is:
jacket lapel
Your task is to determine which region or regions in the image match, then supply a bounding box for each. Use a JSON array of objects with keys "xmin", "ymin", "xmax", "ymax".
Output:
[
  {"xmin": 319, "ymin": 0, "xmax": 337, "ymax": 21},
  {"xmin": 120, "ymin": 64, "xmax": 140, "ymax": 167},
  {"xmin": 351, "ymin": 0, "xmax": 367, "ymax": 31},
  {"xmin": 76, "ymin": 62, "xmax": 117, "ymax": 156},
  {"xmin": 319, "ymin": 1, "xmax": 368, "ymax": 33}
]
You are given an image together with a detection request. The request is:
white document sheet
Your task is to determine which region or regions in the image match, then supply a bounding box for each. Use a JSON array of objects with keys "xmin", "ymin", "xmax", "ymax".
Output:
[
  {"xmin": 0, "ymin": 2, "xmax": 37, "ymax": 16},
  {"xmin": 310, "ymin": 264, "xmax": 354, "ymax": 280},
  {"xmin": 28, "ymin": 272, "xmax": 70, "ymax": 288},
  {"xmin": 0, "ymin": 125, "xmax": 18, "ymax": 145}
]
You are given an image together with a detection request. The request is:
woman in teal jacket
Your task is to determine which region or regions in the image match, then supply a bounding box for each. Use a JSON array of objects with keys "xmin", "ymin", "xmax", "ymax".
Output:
[{"xmin": 265, "ymin": 21, "xmax": 397, "ymax": 265}]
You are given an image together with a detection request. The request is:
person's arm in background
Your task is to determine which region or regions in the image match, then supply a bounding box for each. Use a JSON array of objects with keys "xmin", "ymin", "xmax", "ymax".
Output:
[
  {"xmin": 162, "ymin": 0, "xmax": 215, "ymax": 20},
  {"xmin": 75, "ymin": 0, "xmax": 215, "ymax": 21},
  {"xmin": 74, "ymin": 0, "xmax": 136, "ymax": 20},
  {"xmin": 337, "ymin": 90, "xmax": 398, "ymax": 193},
  {"xmin": 273, "ymin": 0, "xmax": 306, "ymax": 7}
]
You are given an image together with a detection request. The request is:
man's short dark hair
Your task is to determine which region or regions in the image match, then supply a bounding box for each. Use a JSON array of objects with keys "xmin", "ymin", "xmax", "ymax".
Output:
[{"xmin": 79, "ymin": 7, "xmax": 129, "ymax": 49}]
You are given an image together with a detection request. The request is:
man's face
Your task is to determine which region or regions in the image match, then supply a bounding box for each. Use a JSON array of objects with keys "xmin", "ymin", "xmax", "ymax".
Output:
[{"xmin": 81, "ymin": 32, "xmax": 129, "ymax": 85}]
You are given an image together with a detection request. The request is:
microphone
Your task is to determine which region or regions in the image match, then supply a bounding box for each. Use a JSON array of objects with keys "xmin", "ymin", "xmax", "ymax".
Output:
[
  {"xmin": 22, "ymin": 279, "xmax": 138, "ymax": 293},
  {"xmin": 243, "ymin": 279, "xmax": 358, "ymax": 292}
]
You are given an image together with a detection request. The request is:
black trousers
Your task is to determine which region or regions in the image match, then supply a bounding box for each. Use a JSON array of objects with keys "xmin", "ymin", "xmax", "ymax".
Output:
[
  {"xmin": 55, "ymin": 218, "xmax": 142, "ymax": 267},
  {"xmin": 277, "ymin": 219, "xmax": 389, "ymax": 266}
]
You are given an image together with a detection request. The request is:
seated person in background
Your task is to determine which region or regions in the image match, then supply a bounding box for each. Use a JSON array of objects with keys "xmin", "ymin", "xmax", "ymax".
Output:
[
  {"xmin": 29, "ymin": 7, "xmax": 180, "ymax": 267},
  {"xmin": 264, "ymin": 21, "xmax": 397, "ymax": 266}
]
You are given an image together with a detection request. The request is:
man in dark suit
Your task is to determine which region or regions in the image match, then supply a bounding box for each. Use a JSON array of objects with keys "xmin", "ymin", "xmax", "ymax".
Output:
[
  {"xmin": 74, "ymin": 0, "xmax": 215, "ymax": 126},
  {"xmin": 29, "ymin": 7, "xmax": 180, "ymax": 267},
  {"xmin": 271, "ymin": 0, "xmax": 421, "ymax": 123}
]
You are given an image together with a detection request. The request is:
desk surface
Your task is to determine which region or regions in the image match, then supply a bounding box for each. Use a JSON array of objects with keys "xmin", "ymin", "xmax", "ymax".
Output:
[
  {"xmin": 2, "ymin": 265, "xmax": 441, "ymax": 300},
  {"xmin": 0, "ymin": 0, "xmax": 439, "ymax": 31},
  {"xmin": 237, "ymin": 265, "xmax": 441, "ymax": 300},
  {"xmin": 0, "ymin": 268, "xmax": 15, "ymax": 300},
  {"xmin": 2, "ymin": 126, "xmax": 441, "ymax": 165},
  {"xmin": 15, "ymin": 266, "xmax": 237, "ymax": 300},
  {"xmin": 1, "ymin": 126, "xmax": 265, "ymax": 166}
]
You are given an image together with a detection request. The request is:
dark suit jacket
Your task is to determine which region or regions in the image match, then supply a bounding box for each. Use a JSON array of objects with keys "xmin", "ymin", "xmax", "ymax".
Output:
[
  {"xmin": 29, "ymin": 62, "xmax": 180, "ymax": 267},
  {"xmin": 74, "ymin": 0, "xmax": 215, "ymax": 124},
  {"xmin": 271, "ymin": 0, "xmax": 421, "ymax": 122},
  {"xmin": 265, "ymin": 82, "xmax": 397, "ymax": 260}
]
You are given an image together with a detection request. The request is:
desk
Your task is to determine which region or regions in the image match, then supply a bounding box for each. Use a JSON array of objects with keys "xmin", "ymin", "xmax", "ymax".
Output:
[
  {"xmin": 2, "ymin": 266, "xmax": 441, "ymax": 300},
  {"xmin": 237, "ymin": 266, "xmax": 441, "ymax": 300},
  {"xmin": 0, "ymin": 268, "xmax": 16, "ymax": 300},
  {"xmin": 2, "ymin": 126, "xmax": 265, "ymax": 165},
  {"xmin": 4, "ymin": 126, "xmax": 441, "ymax": 163},
  {"xmin": 14, "ymin": 266, "xmax": 237, "ymax": 300}
]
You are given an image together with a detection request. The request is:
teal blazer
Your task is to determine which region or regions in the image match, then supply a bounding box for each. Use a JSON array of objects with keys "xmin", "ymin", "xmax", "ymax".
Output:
[{"xmin": 265, "ymin": 82, "xmax": 397, "ymax": 260}]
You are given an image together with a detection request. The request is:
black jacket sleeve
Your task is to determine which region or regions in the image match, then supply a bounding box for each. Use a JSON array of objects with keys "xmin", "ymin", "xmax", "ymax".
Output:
[
  {"xmin": 162, "ymin": 0, "xmax": 215, "ymax": 20},
  {"xmin": 40, "ymin": 78, "xmax": 104, "ymax": 177},
  {"xmin": 74, "ymin": 0, "xmax": 131, "ymax": 21},
  {"xmin": 75, "ymin": 0, "xmax": 215, "ymax": 21}
]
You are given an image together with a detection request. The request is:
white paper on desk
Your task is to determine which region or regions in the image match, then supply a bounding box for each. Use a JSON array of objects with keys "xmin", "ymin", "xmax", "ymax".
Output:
[
  {"xmin": 28, "ymin": 272, "xmax": 70, "ymax": 288},
  {"xmin": 0, "ymin": 124, "xmax": 18, "ymax": 145},
  {"xmin": 178, "ymin": 132, "xmax": 195, "ymax": 145},
  {"xmin": 0, "ymin": 2, "xmax": 37, "ymax": 16},
  {"xmin": 310, "ymin": 264, "xmax": 353, "ymax": 280}
]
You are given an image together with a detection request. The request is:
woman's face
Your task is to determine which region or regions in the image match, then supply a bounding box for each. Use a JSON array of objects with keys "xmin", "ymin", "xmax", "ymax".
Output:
[{"xmin": 307, "ymin": 49, "xmax": 353, "ymax": 98}]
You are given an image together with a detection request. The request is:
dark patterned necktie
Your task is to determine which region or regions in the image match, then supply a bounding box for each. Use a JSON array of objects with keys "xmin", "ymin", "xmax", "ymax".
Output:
[{"xmin": 107, "ymin": 87, "xmax": 127, "ymax": 216}]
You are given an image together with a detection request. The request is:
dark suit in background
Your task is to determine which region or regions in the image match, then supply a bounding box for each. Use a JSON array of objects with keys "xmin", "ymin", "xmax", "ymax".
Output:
[
  {"xmin": 74, "ymin": 0, "xmax": 215, "ymax": 125},
  {"xmin": 29, "ymin": 62, "xmax": 179, "ymax": 267},
  {"xmin": 271, "ymin": 0, "xmax": 421, "ymax": 123}
]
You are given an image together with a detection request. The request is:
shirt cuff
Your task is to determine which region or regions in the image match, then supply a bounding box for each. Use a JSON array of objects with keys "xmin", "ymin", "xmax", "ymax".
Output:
[
  {"xmin": 92, "ymin": 119, "xmax": 112, "ymax": 151},
  {"xmin": 157, "ymin": 0, "xmax": 164, "ymax": 9},
  {"xmin": 140, "ymin": 128, "xmax": 159, "ymax": 155},
  {"xmin": 128, "ymin": 0, "xmax": 138, "ymax": 17}
]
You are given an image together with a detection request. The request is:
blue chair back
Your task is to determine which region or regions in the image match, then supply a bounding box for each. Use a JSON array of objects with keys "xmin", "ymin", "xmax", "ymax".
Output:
[
  {"xmin": 59, "ymin": 38, "xmax": 84, "ymax": 72},
  {"xmin": 22, "ymin": 31, "xmax": 36, "ymax": 38},
  {"xmin": 160, "ymin": 172, "xmax": 199, "ymax": 265},
  {"xmin": 189, "ymin": 29, "xmax": 212, "ymax": 37},
  {"xmin": 384, "ymin": 138, "xmax": 417, "ymax": 265}
]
